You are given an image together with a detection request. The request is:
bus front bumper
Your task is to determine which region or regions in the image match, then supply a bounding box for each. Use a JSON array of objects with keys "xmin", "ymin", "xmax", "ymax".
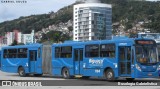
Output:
[{"xmin": 135, "ymin": 70, "xmax": 159, "ymax": 78}]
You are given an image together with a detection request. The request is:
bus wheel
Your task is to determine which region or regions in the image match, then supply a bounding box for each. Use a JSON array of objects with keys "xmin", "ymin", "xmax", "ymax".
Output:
[
  {"xmin": 105, "ymin": 69, "xmax": 115, "ymax": 81},
  {"xmin": 34, "ymin": 74, "xmax": 43, "ymax": 77},
  {"xmin": 18, "ymin": 67, "xmax": 26, "ymax": 77},
  {"xmin": 62, "ymin": 68, "xmax": 70, "ymax": 79},
  {"xmin": 126, "ymin": 78, "xmax": 135, "ymax": 81},
  {"xmin": 81, "ymin": 76, "xmax": 90, "ymax": 79}
]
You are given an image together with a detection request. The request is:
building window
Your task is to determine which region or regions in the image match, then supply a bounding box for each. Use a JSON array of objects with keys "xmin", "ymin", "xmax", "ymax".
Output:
[
  {"xmin": 85, "ymin": 45, "xmax": 99, "ymax": 57},
  {"xmin": 80, "ymin": 10, "xmax": 83, "ymax": 13},
  {"xmin": 86, "ymin": 17, "xmax": 89, "ymax": 20},
  {"xmin": 79, "ymin": 14, "xmax": 82, "ymax": 17}
]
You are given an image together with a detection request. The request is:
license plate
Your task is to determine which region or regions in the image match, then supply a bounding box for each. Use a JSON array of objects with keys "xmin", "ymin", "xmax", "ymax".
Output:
[{"xmin": 148, "ymin": 73, "xmax": 152, "ymax": 76}]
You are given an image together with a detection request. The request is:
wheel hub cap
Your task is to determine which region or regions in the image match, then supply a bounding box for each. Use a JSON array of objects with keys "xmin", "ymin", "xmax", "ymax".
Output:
[{"xmin": 107, "ymin": 72, "xmax": 113, "ymax": 79}]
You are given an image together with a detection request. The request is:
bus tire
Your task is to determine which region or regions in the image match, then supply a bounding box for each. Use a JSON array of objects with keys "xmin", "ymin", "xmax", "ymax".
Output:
[
  {"xmin": 34, "ymin": 74, "xmax": 43, "ymax": 77},
  {"xmin": 62, "ymin": 68, "xmax": 70, "ymax": 79},
  {"xmin": 81, "ymin": 76, "xmax": 90, "ymax": 79},
  {"xmin": 104, "ymin": 69, "xmax": 115, "ymax": 81},
  {"xmin": 18, "ymin": 67, "xmax": 26, "ymax": 77},
  {"xmin": 126, "ymin": 78, "xmax": 135, "ymax": 81}
]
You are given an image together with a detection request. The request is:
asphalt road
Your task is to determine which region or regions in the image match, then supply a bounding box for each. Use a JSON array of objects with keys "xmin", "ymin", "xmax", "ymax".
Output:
[{"xmin": 0, "ymin": 71, "xmax": 160, "ymax": 89}]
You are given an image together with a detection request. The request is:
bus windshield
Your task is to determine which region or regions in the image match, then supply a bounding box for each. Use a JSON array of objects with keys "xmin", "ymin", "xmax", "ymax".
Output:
[
  {"xmin": 138, "ymin": 33, "xmax": 160, "ymax": 39},
  {"xmin": 136, "ymin": 45, "xmax": 158, "ymax": 64}
]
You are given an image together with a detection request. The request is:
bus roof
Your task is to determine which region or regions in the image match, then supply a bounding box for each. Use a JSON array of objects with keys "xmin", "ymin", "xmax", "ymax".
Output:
[
  {"xmin": 138, "ymin": 33, "xmax": 160, "ymax": 35},
  {"xmin": 52, "ymin": 38, "xmax": 154, "ymax": 47},
  {"xmin": 1, "ymin": 43, "xmax": 42, "ymax": 49}
]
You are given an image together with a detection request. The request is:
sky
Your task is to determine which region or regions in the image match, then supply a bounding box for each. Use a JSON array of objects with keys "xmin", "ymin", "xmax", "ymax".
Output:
[{"xmin": 0, "ymin": 0, "xmax": 76, "ymax": 23}]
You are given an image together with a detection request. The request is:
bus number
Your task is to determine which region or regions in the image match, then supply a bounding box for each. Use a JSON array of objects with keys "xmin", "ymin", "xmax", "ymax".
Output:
[{"xmin": 95, "ymin": 69, "xmax": 100, "ymax": 73}]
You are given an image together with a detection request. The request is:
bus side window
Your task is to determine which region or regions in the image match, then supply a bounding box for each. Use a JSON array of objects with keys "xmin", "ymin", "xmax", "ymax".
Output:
[
  {"xmin": 55, "ymin": 47, "xmax": 61, "ymax": 58},
  {"xmin": 85, "ymin": 45, "xmax": 99, "ymax": 57},
  {"xmin": 61, "ymin": 46, "xmax": 72, "ymax": 58},
  {"xmin": 100, "ymin": 44, "xmax": 115, "ymax": 58},
  {"xmin": 3, "ymin": 54, "xmax": 7, "ymax": 58},
  {"xmin": 7, "ymin": 49, "xmax": 17, "ymax": 58},
  {"xmin": 18, "ymin": 48, "xmax": 28, "ymax": 58},
  {"xmin": 3, "ymin": 49, "xmax": 8, "ymax": 58}
]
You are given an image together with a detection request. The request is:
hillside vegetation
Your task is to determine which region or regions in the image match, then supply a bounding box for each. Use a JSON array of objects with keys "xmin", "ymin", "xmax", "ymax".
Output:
[{"xmin": 0, "ymin": 0, "xmax": 160, "ymax": 42}]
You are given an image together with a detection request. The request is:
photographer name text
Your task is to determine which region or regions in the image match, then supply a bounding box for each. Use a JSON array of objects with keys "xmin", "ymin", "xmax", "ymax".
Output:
[
  {"xmin": 1, "ymin": 0, "xmax": 27, "ymax": 3},
  {"xmin": 118, "ymin": 82, "xmax": 158, "ymax": 86}
]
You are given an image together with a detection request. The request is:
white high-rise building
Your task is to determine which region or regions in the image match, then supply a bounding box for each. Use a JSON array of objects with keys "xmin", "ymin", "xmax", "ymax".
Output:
[
  {"xmin": 73, "ymin": 0, "xmax": 112, "ymax": 41},
  {"xmin": 22, "ymin": 30, "xmax": 35, "ymax": 44}
]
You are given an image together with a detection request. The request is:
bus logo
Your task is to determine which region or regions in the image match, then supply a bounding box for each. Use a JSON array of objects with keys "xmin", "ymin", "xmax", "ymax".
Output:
[{"xmin": 89, "ymin": 59, "xmax": 104, "ymax": 66}]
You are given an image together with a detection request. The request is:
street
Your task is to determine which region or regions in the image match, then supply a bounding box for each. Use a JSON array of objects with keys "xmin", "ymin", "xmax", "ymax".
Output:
[{"xmin": 0, "ymin": 71, "xmax": 160, "ymax": 89}]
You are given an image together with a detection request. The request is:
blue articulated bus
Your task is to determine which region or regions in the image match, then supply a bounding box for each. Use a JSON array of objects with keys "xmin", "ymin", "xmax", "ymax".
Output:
[
  {"xmin": 52, "ymin": 38, "xmax": 160, "ymax": 80},
  {"xmin": 0, "ymin": 38, "xmax": 160, "ymax": 80}
]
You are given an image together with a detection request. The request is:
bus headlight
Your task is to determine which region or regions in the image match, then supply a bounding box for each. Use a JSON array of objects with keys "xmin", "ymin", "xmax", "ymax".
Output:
[
  {"xmin": 158, "ymin": 65, "xmax": 160, "ymax": 70},
  {"xmin": 136, "ymin": 64, "xmax": 141, "ymax": 72}
]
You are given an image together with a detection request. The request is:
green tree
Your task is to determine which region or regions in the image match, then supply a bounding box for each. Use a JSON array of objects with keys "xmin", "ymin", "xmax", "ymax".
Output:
[
  {"xmin": 11, "ymin": 39, "xmax": 18, "ymax": 46},
  {"xmin": 68, "ymin": 26, "xmax": 73, "ymax": 32},
  {"xmin": 125, "ymin": 23, "xmax": 133, "ymax": 30},
  {"xmin": 18, "ymin": 43, "xmax": 25, "ymax": 45}
]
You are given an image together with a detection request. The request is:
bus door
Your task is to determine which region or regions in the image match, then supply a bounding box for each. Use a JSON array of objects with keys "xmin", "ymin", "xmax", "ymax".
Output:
[
  {"xmin": 118, "ymin": 46, "xmax": 131, "ymax": 76},
  {"xmin": 29, "ymin": 50, "xmax": 37, "ymax": 73},
  {"xmin": 74, "ymin": 49, "xmax": 83, "ymax": 75}
]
